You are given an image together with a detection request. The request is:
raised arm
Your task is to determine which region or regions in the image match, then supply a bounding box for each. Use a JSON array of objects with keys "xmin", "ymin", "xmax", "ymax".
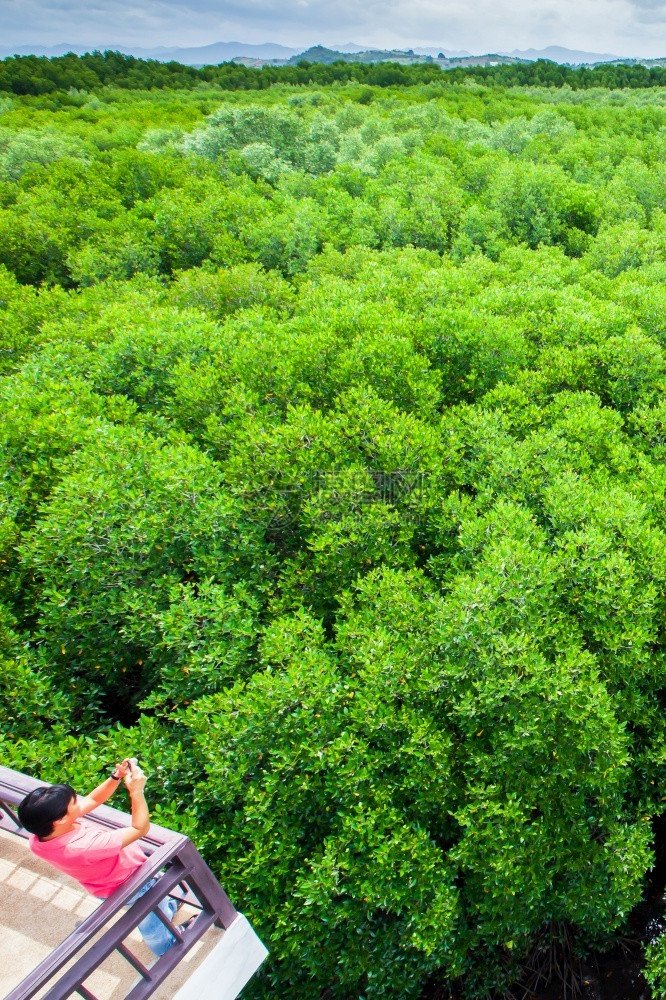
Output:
[
  {"xmin": 118, "ymin": 761, "xmax": 151, "ymax": 848},
  {"xmin": 77, "ymin": 758, "xmax": 132, "ymax": 816}
]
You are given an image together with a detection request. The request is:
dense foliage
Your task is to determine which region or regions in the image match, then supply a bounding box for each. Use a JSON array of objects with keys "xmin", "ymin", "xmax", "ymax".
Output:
[
  {"xmin": 3, "ymin": 74, "xmax": 666, "ymax": 998},
  {"xmin": 645, "ymin": 932, "xmax": 666, "ymax": 998},
  {"xmin": 4, "ymin": 49, "xmax": 666, "ymax": 97}
]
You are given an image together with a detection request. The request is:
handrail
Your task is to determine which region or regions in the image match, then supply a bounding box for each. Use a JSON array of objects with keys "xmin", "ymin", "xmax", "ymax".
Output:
[
  {"xmin": 0, "ymin": 765, "xmax": 239, "ymax": 1000},
  {"xmin": 0, "ymin": 764, "xmax": 182, "ymax": 849}
]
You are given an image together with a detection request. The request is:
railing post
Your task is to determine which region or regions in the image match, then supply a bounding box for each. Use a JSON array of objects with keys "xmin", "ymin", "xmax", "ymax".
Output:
[
  {"xmin": 0, "ymin": 796, "xmax": 22, "ymax": 831},
  {"xmin": 174, "ymin": 840, "xmax": 238, "ymax": 929}
]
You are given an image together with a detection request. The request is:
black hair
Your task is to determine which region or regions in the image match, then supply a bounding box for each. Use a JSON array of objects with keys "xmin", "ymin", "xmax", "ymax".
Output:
[{"xmin": 18, "ymin": 784, "xmax": 77, "ymax": 839}]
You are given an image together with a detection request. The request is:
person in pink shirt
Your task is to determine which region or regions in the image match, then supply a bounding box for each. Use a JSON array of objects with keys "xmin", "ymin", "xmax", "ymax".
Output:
[{"xmin": 18, "ymin": 759, "xmax": 186, "ymax": 956}]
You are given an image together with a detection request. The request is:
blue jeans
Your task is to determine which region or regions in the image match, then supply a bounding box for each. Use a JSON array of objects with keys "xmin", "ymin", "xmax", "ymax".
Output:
[{"xmin": 103, "ymin": 877, "xmax": 178, "ymax": 957}]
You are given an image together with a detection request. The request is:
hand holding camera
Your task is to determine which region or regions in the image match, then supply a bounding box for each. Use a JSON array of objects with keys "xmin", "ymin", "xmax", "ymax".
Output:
[
  {"xmin": 112, "ymin": 758, "xmax": 131, "ymax": 779},
  {"xmin": 124, "ymin": 758, "xmax": 147, "ymax": 795}
]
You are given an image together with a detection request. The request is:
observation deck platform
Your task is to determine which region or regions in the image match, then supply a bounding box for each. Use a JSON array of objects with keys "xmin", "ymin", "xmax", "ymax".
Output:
[{"xmin": 0, "ymin": 766, "xmax": 267, "ymax": 1000}]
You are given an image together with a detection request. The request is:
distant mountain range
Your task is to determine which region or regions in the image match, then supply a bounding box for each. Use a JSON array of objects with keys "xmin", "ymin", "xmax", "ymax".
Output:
[
  {"xmin": 0, "ymin": 41, "xmax": 299, "ymax": 63},
  {"xmin": 503, "ymin": 45, "xmax": 619, "ymax": 64},
  {"xmin": 0, "ymin": 41, "xmax": 650, "ymax": 68}
]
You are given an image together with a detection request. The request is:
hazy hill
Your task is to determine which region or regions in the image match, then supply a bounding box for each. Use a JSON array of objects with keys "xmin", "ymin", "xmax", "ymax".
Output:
[
  {"xmin": 414, "ymin": 47, "xmax": 472, "ymax": 58},
  {"xmin": 0, "ymin": 41, "xmax": 298, "ymax": 64},
  {"xmin": 1, "ymin": 41, "xmax": 660, "ymax": 69},
  {"xmin": 288, "ymin": 45, "xmax": 529, "ymax": 67},
  {"xmin": 505, "ymin": 45, "xmax": 619, "ymax": 64},
  {"xmin": 287, "ymin": 45, "xmax": 419, "ymax": 65}
]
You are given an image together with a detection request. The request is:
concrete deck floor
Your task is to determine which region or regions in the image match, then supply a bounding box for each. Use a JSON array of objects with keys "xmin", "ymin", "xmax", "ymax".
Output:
[{"xmin": 0, "ymin": 828, "xmax": 223, "ymax": 1000}]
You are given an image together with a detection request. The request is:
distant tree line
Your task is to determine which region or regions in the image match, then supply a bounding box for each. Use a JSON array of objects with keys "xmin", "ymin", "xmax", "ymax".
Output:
[{"xmin": 3, "ymin": 49, "xmax": 666, "ymax": 95}]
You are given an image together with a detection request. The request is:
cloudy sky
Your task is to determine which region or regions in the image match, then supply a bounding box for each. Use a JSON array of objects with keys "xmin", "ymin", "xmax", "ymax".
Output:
[{"xmin": 5, "ymin": 0, "xmax": 666, "ymax": 57}]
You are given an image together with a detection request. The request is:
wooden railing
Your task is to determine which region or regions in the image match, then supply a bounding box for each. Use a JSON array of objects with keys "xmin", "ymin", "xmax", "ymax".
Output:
[{"xmin": 0, "ymin": 765, "xmax": 239, "ymax": 1000}]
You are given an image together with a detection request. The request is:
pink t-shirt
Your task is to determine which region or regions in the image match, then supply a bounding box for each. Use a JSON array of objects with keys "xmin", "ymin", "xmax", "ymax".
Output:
[{"xmin": 29, "ymin": 821, "xmax": 148, "ymax": 898}]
